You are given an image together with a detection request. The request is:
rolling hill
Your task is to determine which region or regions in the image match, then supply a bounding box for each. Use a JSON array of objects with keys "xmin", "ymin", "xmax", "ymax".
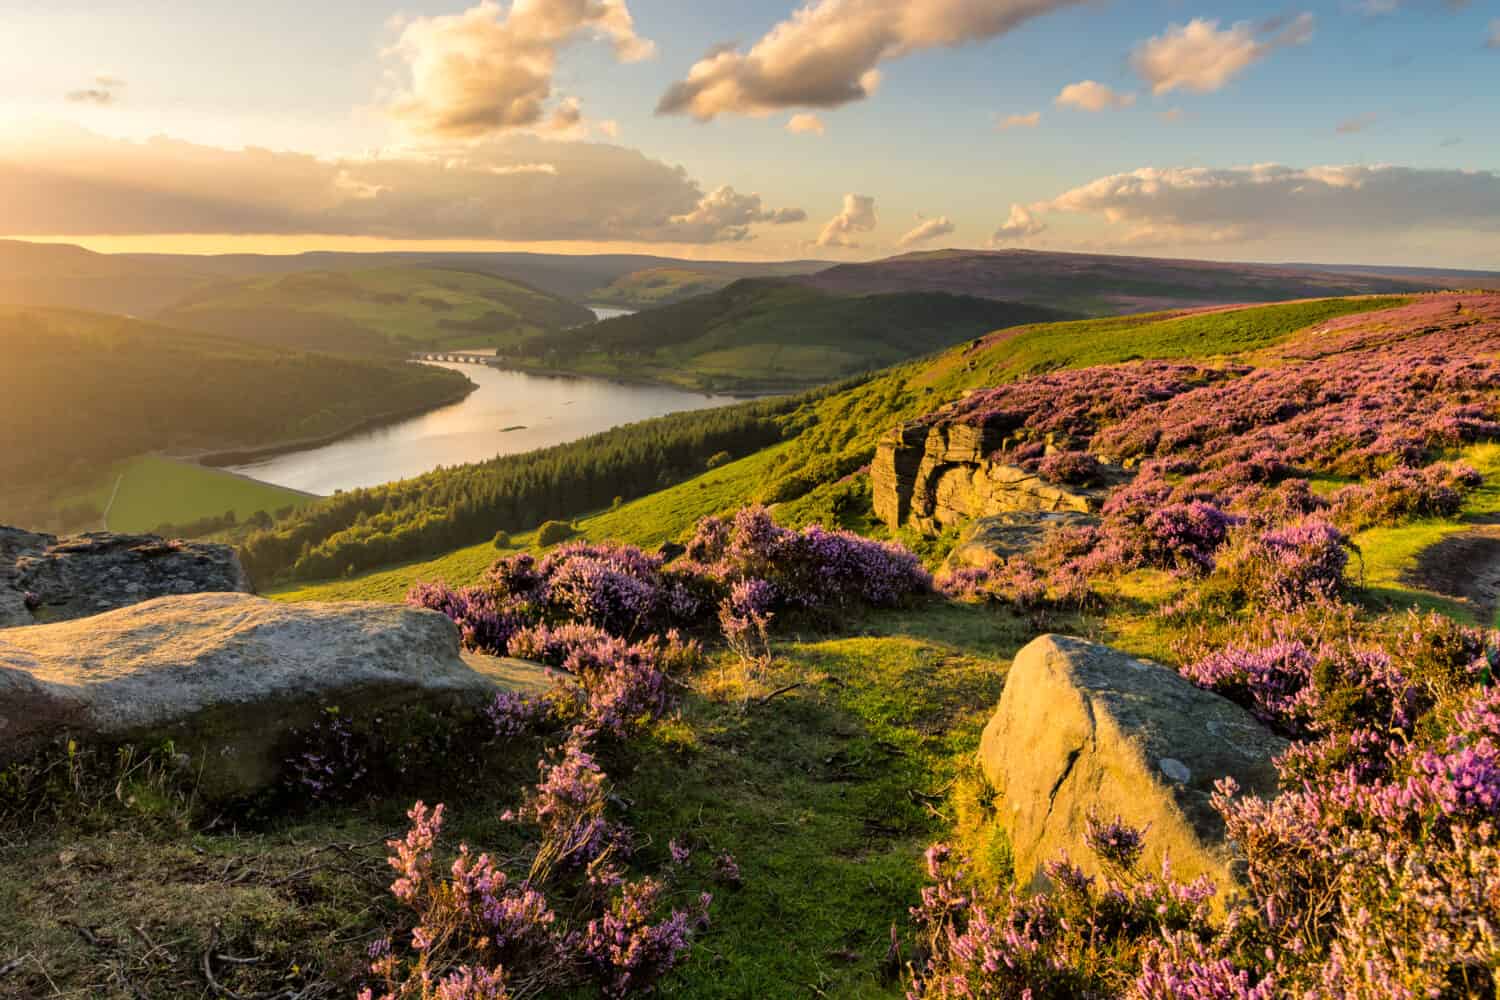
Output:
[
  {"xmin": 155, "ymin": 266, "xmax": 597, "ymax": 358},
  {"xmin": 0, "ymin": 306, "xmax": 471, "ymax": 532},
  {"xmin": 586, "ymin": 262, "xmax": 829, "ymax": 309},
  {"xmin": 795, "ymin": 248, "xmax": 1500, "ymax": 316},
  {"xmin": 510, "ymin": 278, "xmax": 1075, "ymax": 391}
]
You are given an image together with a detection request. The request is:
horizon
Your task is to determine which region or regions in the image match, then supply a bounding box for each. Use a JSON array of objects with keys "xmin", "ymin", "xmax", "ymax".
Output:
[{"xmin": 2, "ymin": 2, "xmax": 1498, "ymax": 269}]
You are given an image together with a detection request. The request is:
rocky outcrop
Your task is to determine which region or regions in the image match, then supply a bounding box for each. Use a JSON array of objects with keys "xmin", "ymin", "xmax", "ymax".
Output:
[
  {"xmin": 943, "ymin": 511, "xmax": 1098, "ymax": 573},
  {"xmin": 872, "ymin": 423, "xmax": 1108, "ymax": 535},
  {"xmin": 0, "ymin": 593, "xmax": 547, "ymax": 798},
  {"xmin": 0, "ymin": 527, "xmax": 251, "ymax": 628},
  {"xmin": 980, "ymin": 635, "xmax": 1285, "ymax": 901}
]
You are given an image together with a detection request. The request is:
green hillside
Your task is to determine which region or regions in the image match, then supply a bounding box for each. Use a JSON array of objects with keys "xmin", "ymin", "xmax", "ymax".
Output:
[
  {"xmin": 0, "ymin": 306, "xmax": 470, "ymax": 532},
  {"xmin": 157, "ymin": 266, "xmax": 596, "ymax": 358},
  {"xmin": 512, "ymin": 278, "xmax": 1075, "ymax": 391},
  {"xmin": 250, "ymin": 295, "xmax": 1407, "ymax": 591}
]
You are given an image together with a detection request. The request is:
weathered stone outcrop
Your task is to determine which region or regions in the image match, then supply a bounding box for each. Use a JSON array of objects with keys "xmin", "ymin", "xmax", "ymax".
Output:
[
  {"xmin": 872, "ymin": 423, "xmax": 1108, "ymax": 535},
  {"xmin": 980, "ymin": 635, "xmax": 1285, "ymax": 901},
  {"xmin": 0, "ymin": 592, "xmax": 547, "ymax": 798},
  {"xmin": 943, "ymin": 511, "xmax": 1099, "ymax": 573},
  {"xmin": 0, "ymin": 526, "xmax": 251, "ymax": 628}
]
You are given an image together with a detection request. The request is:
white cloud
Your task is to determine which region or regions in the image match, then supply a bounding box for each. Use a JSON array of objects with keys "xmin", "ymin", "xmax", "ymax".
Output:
[
  {"xmin": 1130, "ymin": 14, "xmax": 1314, "ymax": 95},
  {"xmin": 896, "ymin": 215, "xmax": 956, "ymax": 248},
  {"xmin": 1054, "ymin": 80, "xmax": 1135, "ymax": 112},
  {"xmin": 656, "ymin": 0, "xmax": 1087, "ymax": 120},
  {"xmin": 998, "ymin": 111, "xmax": 1041, "ymax": 130},
  {"xmin": 1029, "ymin": 163, "xmax": 1500, "ymax": 245},
  {"xmin": 386, "ymin": 0, "xmax": 654, "ymax": 139},
  {"xmin": 0, "ymin": 126, "xmax": 803, "ymax": 245},
  {"xmin": 817, "ymin": 194, "xmax": 878, "ymax": 248},
  {"xmin": 787, "ymin": 113, "xmax": 827, "ymax": 135},
  {"xmin": 990, "ymin": 203, "xmax": 1046, "ymax": 243}
]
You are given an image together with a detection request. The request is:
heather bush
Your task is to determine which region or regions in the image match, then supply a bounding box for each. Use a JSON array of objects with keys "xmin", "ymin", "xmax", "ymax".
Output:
[
  {"xmin": 537, "ymin": 519, "xmax": 576, "ymax": 547},
  {"xmin": 1037, "ymin": 449, "xmax": 1106, "ymax": 487},
  {"xmin": 1213, "ymin": 519, "xmax": 1351, "ymax": 611},
  {"xmin": 1330, "ymin": 461, "xmax": 1480, "ymax": 532}
]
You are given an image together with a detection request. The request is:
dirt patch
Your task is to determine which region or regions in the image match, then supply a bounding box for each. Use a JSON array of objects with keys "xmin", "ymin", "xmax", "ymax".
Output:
[{"xmin": 1402, "ymin": 527, "xmax": 1500, "ymax": 622}]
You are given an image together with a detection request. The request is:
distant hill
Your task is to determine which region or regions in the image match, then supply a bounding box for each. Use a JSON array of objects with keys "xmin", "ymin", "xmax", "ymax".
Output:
[
  {"xmin": 587, "ymin": 263, "xmax": 829, "ymax": 309},
  {"xmin": 794, "ymin": 248, "xmax": 1500, "ymax": 316},
  {"xmin": 0, "ymin": 306, "xmax": 471, "ymax": 530},
  {"xmin": 0, "ymin": 240, "xmax": 225, "ymax": 316},
  {"xmin": 155, "ymin": 266, "xmax": 597, "ymax": 358},
  {"xmin": 0, "ymin": 240, "xmax": 829, "ymax": 315},
  {"xmin": 514, "ymin": 278, "xmax": 1075, "ymax": 391}
]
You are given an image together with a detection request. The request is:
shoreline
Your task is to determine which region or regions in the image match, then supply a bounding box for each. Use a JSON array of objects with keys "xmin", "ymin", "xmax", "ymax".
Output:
[
  {"xmin": 191, "ymin": 378, "xmax": 479, "ymax": 469},
  {"xmin": 490, "ymin": 360, "xmax": 803, "ymax": 399}
]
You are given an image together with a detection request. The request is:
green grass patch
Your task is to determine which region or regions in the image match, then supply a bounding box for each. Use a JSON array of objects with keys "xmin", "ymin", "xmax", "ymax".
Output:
[{"xmin": 65, "ymin": 456, "xmax": 316, "ymax": 534}]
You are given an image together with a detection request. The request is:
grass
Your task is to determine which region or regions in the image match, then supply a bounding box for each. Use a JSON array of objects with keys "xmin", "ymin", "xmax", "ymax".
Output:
[
  {"xmin": 587, "ymin": 267, "xmax": 737, "ymax": 308},
  {"xmin": 158, "ymin": 266, "xmax": 595, "ymax": 358},
  {"xmin": 61, "ymin": 455, "xmax": 315, "ymax": 534},
  {"xmin": 1352, "ymin": 442, "xmax": 1500, "ymax": 625},
  {"xmin": 0, "ymin": 596, "xmax": 1026, "ymax": 999}
]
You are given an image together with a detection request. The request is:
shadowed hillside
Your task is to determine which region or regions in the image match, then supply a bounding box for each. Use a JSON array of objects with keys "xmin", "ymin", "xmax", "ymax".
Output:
[
  {"xmin": 510, "ymin": 278, "xmax": 1075, "ymax": 391},
  {"xmin": 155, "ymin": 266, "xmax": 596, "ymax": 358},
  {"xmin": 796, "ymin": 248, "xmax": 1496, "ymax": 315}
]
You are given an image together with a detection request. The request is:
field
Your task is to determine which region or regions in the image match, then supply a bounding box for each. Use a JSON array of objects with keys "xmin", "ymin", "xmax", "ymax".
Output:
[
  {"xmin": 58, "ymin": 456, "xmax": 316, "ymax": 535},
  {"xmin": 586, "ymin": 267, "xmax": 739, "ymax": 308},
  {"xmin": 156, "ymin": 266, "xmax": 596, "ymax": 358}
]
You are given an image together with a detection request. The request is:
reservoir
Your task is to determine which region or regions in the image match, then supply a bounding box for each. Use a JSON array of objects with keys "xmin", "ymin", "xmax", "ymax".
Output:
[
  {"xmin": 228, "ymin": 364, "xmax": 742, "ymax": 496},
  {"xmin": 228, "ymin": 306, "xmax": 742, "ymax": 495}
]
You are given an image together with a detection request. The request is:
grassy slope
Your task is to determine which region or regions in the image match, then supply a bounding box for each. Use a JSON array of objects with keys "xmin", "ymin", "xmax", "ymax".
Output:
[
  {"xmin": 587, "ymin": 267, "xmax": 738, "ymax": 308},
  {"xmin": 158, "ymin": 266, "xmax": 595, "ymax": 359},
  {"xmin": 64, "ymin": 456, "xmax": 316, "ymax": 534},
  {"xmin": 513, "ymin": 279, "xmax": 1073, "ymax": 392}
]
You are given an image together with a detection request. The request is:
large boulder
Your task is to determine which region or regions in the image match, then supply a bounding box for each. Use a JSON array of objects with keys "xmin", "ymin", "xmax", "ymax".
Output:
[
  {"xmin": 871, "ymin": 424, "xmax": 1108, "ymax": 535},
  {"xmin": 0, "ymin": 526, "xmax": 252, "ymax": 628},
  {"xmin": 943, "ymin": 511, "xmax": 1098, "ymax": 573},
  {"xmin": 0, "ymin": 592, "xmax": 547, "ymax": 798},
  {"xmin": 980, "ymin": 635, "xmax": 1285, "ymax": 900}
]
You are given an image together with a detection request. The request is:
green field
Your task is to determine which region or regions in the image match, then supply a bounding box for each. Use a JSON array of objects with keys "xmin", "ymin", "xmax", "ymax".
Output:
[
  {"xmin": 157, "ymin": 266, "xmax": 596, "ymax": 358},
  {"xmin": 587, "ymin": 267, "xmax": 739, "ymax": 308},
  {"xmin": 66, "ymin": 456, "xmax": 316, "ymax": 535}
]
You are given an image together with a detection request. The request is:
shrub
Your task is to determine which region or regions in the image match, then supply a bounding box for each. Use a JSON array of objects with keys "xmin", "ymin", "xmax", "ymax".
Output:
[
  {"xmin": 705, "ymin": 450, "xmax": 731, "ymax": 470},
  {"xmin": 492, "ymin": 529, "xmax": 510, "ymax": 549},
  {"xmin": 537, "ymin": 520, "xmax": 576, "ymax": 547}
]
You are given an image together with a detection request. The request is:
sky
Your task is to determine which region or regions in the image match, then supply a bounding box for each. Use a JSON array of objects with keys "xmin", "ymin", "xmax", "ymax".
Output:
[{"xmin": 0, "ymin": 0, "xmax": 1497, "ymax": 267}]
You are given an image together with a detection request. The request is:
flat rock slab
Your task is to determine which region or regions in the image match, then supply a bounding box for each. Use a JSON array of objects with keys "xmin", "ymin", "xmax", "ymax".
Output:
[
  {"xmin": 0, "ymin": 592, "xmax": 545, "ymax": 798},
  {"xmin": 980, "ymin": 634, "xmax": 1285, "ymax": 901},
  {"xmin": 0, "ymin": 526, "xmax": 251, "ymax": 628},
  {"xmin": 944, "ymin": 511, "xmax": 1098, "ymax": 573}
]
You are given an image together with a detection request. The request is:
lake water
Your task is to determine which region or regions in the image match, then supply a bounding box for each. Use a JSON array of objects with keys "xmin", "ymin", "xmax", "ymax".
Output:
[{"xmin": 227, "ymin": 306, "xmax": 741, "ymax": 496}]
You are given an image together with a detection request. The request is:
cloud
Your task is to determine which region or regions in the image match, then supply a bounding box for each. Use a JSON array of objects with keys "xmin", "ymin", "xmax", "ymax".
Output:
[
  {"xmin": 1027, "ymin": 163, "xmax": 1500, "ymax": 245},
  {"xmin": 1356, "ymin": 0, "xmax": 1471, "ymax": 14},
  {"xmin": 998, "ymin": 111, "xmax": 1041, "ymax": 130},
  {"xmin": 787, "ymin": 113, "xmax": 826, "ymax": 135},
  {"xmin": 1488, "ymin": 18, "xmax": 1500, "ymax": 48},
  {"xmin": 990, "ymin": 203, "xmax": 1046, "ymax": 243},
  {"xmin": 386, "ymin": 0, "xmax": 654, "ymax": 140},
  {"xmin": 65, "ymin": 74, "xmax": 125, "ymax": 106},
  {"xmin": 896, "ymin": 215, "xmax": 955, "ymax": 248},
  {"xmin": 0, "ymin": 126, "xmax": 804, "ymax": 245},
  {"xmin": 817, "ymin": 194, "xmax": 878, "ymax": 247},
  {"xmin": 655, "ymin": 0, "xmax": 1086, "ymax": 120},
  {"xmin": 661, "ymin": 185, "xmax": 807, "ymax": 241},
  {"xmin": 1130, "ymin": 14, "xmax": 1314, "ymax": 95},
  {"xmin": 1054, "ymin": 80, "xmax": 1135, "ymax": 112},
  {"xmin": 1158, "ymin": 108, "xmax": 1185, "ymax": 123},
  {"xmin": 1335, "ymin": 113, "xmax": 1379, "ymax": 134}
]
